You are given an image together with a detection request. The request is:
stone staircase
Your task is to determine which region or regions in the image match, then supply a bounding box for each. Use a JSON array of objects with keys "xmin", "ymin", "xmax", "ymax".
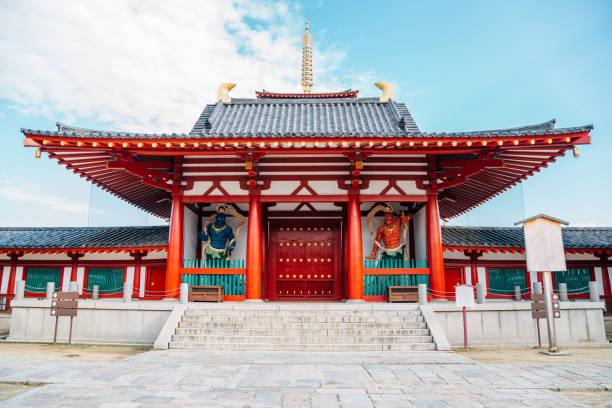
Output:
[{"xmin": 169, "ymin": 303, "xmax": 436, "ymax": 351}]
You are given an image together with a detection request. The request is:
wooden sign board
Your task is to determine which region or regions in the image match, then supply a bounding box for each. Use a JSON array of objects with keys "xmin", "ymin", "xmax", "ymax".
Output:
[
  {"xmin": 530, "ymin": 293, "xmax": 560, "ymax": 319},
  {"xmin": 516, "ymin": 215, "xmax": 568, "ymax": 272},
  {"xmin": 50, "ymin": 292, "xmax": 78, "ymax": 317},
  {"xmin": 51, "ymin": 308, "xmax": 77, "ymax": 317},
  {"xmin": 52, "ymin": 292, "xmax": 78, "ymax": 300}
]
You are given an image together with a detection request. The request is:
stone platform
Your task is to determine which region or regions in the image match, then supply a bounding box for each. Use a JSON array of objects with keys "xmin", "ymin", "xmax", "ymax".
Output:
[{"xmin": 0, "ymin": 349, "xmax": 611, "ymax": 407}]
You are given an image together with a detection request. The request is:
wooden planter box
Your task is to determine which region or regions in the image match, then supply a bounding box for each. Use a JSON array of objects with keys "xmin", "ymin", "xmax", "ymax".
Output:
[
  {"xmin": 387, "ymin": 286, "xmax": 418, "ymax": 303},
  {"xmin": 189, "ymin": 285, "xmax": 224, "ymax": 302}
]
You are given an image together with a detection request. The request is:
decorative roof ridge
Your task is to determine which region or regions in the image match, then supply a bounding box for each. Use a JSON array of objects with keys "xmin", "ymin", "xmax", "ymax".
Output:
[{"xmin": 228, "ymin": 97, "xmax": 380, "ymax": 104}]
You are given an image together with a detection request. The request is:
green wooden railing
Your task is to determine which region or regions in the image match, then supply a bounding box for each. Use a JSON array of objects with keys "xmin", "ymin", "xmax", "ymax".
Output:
[
  {"xmin": 86, "ymin": 268, "xmax": 124, "ymax": 294},
  {"xmin": 181, "ymin": 274, "xmax": 245, "ymax": 296},
  {"xmin": 25, "ymin": 268, "xmax": 61, "ymax": 292},
  {"xmin": 182, "ymin": 258, "xmax": 245, "ymax": 268},
  {"xmin": 554, "ymin": 268, "xmax": 591, "ymax": 294},
  {"xmin": 364, "ymin": 274, "xmax": 429, "ymax": 296},
  {"xmin": 363, "ymin": 258, "xmax": 428, "ymax": 269},
  {"xmin": 487, "ymin": 268, "xmax": 527, "ymax": 294}
]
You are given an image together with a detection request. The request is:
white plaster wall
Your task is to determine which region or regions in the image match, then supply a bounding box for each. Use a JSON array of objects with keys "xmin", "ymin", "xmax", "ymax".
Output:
[
  {"xmin": 414, "ymin": 206, "xmax": 427, "ymax": 261},
  {"xmin": 594, "ymin": 267, "xmax": 604, "ymax": 296},
  {"xmin": 20, "ymin": 253, "xmax": 71, "ymax": 261},
  {"xmin": 183, "ymin": 204, "xmax": 198, "ymax": 260},
  {"xmin": 77, "ymin": 267, "xmax": 85, "ymax": 294},
  {"xmin": 0, "ymin": 255, "xmax": 9, "ymax": 261},
  {"xmin": 139, "ymin": 266, "xmax": 146, "ymax": 297},
  {"xmin": 464, "ymin": 266, "xmax": 472, "ymax": 285},
  {"xmin": 565, "ymin": 253, "xmax": 600, "ymax": 261},
  {"xmin": 0, "ymin": 266, "xmax": 9, "ymax": 294},
  {"xmin": 432, "ymin": 302, "xmax": 606, "ymax": 347},
  {"xmin": 477, "ymin": 267, "xmax": 486, "ymax": 285},
  {"xmin": 8, "ymin": 299, "xmax": 175, "ymax": 345},
  {"xmin": 80, "ymin": 252, "xmax": 134, "ymax": 261},
  {"xmin": 142, "ymin": 251, "xmax": 167, "ymax": 260},
  {"xmin": 123, "ymin": 266, "xmax": 134, "ymax": 296},
  {"xmin": 14, "ymin": 267, "xmax": 22, "ymax": 292},
  {"xmin": 230, "ymin": 216, "xmax": 248, "ymax": 260},
  {"xmin": 62, "ymin": 267, "xmax": 71, "ymax": 291}
]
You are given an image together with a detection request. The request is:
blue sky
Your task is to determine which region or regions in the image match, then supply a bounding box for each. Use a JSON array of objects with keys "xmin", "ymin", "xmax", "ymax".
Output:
[{"xmin": 0, "ymin": 0, "xmax": 610, "ymax": 227}]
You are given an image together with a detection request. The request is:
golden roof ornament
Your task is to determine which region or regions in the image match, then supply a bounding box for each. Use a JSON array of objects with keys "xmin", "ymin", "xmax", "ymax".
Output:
[{"xmin": 301, "ymin": 22, "xmax": 313, "ymax": 94}]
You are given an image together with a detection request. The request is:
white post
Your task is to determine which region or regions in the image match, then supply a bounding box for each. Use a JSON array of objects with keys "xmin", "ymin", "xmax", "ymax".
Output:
[
  {"xmin": 418, "ymin": 283, "xmax": 427, "ymax": 304},
  {"xmin": 46, "ymin": 282, "xmax": 55, "ymax": 300},
  {"xmin": 589, "ymin": 281, "xmax": 600, "ymax": 302},
  {"xmin": 514, "ymin": 286, "xmax": 521, "ymax": 301},
  {"xmin": 180, "ymin": 283, "xmax": 189, "ymax": 305},
  {"xmin": 533, "ymin": 281, "xmax": 542, "ymax": 295},
  {"xmin": 558, "ymin": 283, "xmax": 568, "ymax": 302},
  {"xmin": 15, "ymin": 280, "xmax": 25, "ymax": 301},
  {"xmin": 542, "ymin": 271, "xmax": 558, "ymax": 353},
  {"xmin": 69, "ymin": 281, "xmax": 78, "ymax": 293},
  {"xmin": 92, "ymin": 285, "xmax": 99, "ymax": 300},
  {"xmin": 122, "ymin": 284, "xmax": 131, "ymax": 303},
  {"xmin": 476, "ymin": 282, "xmax": 486, "ymax": 304}
]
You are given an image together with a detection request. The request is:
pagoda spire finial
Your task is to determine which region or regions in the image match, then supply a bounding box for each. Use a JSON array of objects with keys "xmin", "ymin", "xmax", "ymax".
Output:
[{"xmin": 301, "ymin": 21, "xmax": 313, "ymax": 94}]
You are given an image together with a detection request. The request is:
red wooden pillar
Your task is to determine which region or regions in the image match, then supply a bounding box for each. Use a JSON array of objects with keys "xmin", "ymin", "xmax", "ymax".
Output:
[
  {"xmin": 165, "ymin": 191, "xmax": 184, "ymax": 297},
  {"xmin": 6, "ymin": 253, "xmax": 21, "ymax": 295},
  {"xmin": 426, "ymin": 191, "xmax": 445, "ymax": 297},
  {"xmin": 69, "ymin": 252, "xmax": 82, "ymax": 283},
  {"xmin": 465, "ymin": 250, "xmax": 481, "ymax": 285},
  {"xmin": 261, "ymin": 204, "xmax": 269, "ymax": 299},
  {"xmin": 246, "ymin": 191, "xmax": 262, "ymax": 300},
  {"xmin": 347, "ymin": 191, "xmax": 364, "ymax": 300}
]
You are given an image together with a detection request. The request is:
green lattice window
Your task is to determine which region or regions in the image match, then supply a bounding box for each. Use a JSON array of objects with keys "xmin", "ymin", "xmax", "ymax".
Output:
[
  {"xmin": 86, "ymin": 268, "xmax": 124, "ymax": 294},
  {"xmin": 487, "ymin": 268, "xmax": 527, "ymax": 294},
  {"xmin": 25, "ymin": 268, "xmax": 61, "ymax": 293},
  {"xmin": 554, "ymin": 268, "xmax": 591, "ymax": 294}
]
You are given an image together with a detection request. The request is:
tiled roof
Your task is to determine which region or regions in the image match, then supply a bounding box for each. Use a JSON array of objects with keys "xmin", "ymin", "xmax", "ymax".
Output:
[
  {"xmin": 0, "ymin": 226, "xmax": 169, "ymax": 249},
  {"xmin": 442, "ymin": 226, "xmax": 612, "ymax": 249},
  {"xmin": 191, "ymin": 98, "xmax": 420, "ymax": 137},
  {"xmin": 22, "ymin": 115, "xmax": 591, "ymax": 141}
]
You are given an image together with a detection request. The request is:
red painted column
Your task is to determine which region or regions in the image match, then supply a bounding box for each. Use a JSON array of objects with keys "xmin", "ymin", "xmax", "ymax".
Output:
[
  {"xmin": 469, "ymin": 251, "xmax": 480, "ymax": 285},
  {"xmin": 132, "ymin": 252, "xmax": 143, "ymax": 299},
  {"xmin": 427, "ymin": 191, "xmax": 445, "ymax": 297},
  {"xmin": 69, "ymin": 252, "xmax": 80, "ymax": 282},
  {"xmin": 165, "ymin": 192, "xmax": 184, "ymax": 297},
  {"xmin": 246, "ymin": 191, "xmax": 262, "ymax": 300},
  {"xmin": 347, "ymin": 191, "xmax": 364, "ymax": 300},
  {"xmin": 6, "ymin": 254, "xmax": 20, "ymax": 295}
]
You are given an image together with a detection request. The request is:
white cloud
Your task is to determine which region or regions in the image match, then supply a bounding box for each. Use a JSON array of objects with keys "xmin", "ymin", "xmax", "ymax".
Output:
[
  {"xmin": 0, "ymin": 184, "xmax": 100, "ymax": 215},
  {"xmin": 0, "ymin": 0, "xmax": 364, "ymax": 132}
]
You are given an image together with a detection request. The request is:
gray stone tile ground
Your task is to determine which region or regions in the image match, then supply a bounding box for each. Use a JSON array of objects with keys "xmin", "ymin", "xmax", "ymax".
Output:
[{"xmin": 0, "ymin": 350, "xmax": 609, "ymax": 407}]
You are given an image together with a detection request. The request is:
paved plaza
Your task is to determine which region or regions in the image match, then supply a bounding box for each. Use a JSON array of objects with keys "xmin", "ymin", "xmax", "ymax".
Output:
[{"xmin": 0, "ymin": 349, "xmax": 610, "ymax": 407}]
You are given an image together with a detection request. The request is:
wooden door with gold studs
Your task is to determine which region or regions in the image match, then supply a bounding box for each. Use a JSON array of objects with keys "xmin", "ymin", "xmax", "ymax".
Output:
[{"xmin": 268, "ymin": 220, "xmax": 341, "ymax": 301}]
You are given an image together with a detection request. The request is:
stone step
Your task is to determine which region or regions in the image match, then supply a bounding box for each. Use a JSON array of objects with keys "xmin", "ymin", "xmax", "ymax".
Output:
[
  {"xmin": 178, "ymin": 321, "xmax": 428, "ymax": 330},
  {"xmin": 180, "ymin": 315, "xmax": 424, "ymax": 323},
  {"xmin": 168, "ymin": 342, "xmax": 436, "ymax": 351},
  {"xmin": 174, "ymin": 327, "xmax": 431, "ymax": 337},
  {"xmin": 183, "ymin": 309, "xmax": 421, "ymax": 317},
  {"xmin": 171, "ymin": 334, "xmax": 434, "ymax": 344}
]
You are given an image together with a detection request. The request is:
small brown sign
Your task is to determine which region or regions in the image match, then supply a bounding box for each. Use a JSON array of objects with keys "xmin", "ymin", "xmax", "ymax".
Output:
[
  {"xmin": 50, "ymin": 308, "xmax": 77, "ymax": 317},
  {"xmin": 531, "ymin": 293, "xmax": 560, "ymax": 319},
  {"xmin": 51, "ymin": 300, "xmax": 77, "ymax": 308}
]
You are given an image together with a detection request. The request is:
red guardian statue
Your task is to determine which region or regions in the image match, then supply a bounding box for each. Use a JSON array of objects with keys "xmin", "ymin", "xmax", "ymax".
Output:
[{"xmin": 365, "ymin": 204, "xmax": 411, "ymax": 260}]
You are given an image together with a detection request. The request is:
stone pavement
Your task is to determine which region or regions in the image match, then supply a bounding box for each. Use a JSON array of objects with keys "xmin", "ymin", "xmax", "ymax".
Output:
[{"xmin": 0, "ymin": 350, "xmax": 610, "ymax": 407}]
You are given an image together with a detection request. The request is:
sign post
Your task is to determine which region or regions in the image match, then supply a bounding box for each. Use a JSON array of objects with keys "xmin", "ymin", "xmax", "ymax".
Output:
[
  {"xmin": 455, "ymin": 285, "xmax": 475, "ymax": 350},
  {"xmin": 50, "ymin": 292, "xmax": 78, "ymax": 344},
  {"xmin": 516, "ymin": 214, "xmax": 568, "ymax": 355}
]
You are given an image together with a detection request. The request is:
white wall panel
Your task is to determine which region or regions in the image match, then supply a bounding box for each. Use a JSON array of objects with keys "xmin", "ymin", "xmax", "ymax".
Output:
[
  {"xmin": 77, "ymin": 267, "xmax": 85, "ymax": 294},
  {"xmin": 62, "ymin": 267, "xmax": 71, "ymax": 291},
  {"xmin": 594, "ymin": 267, "xmax": 604, "ymax": 296},
  {"xmin": 477, "ymin": 267, "xmax": 486, "ymax": 286},
  {"xmin": 465, "ymin": 266, "xmax": 472, "ymax": 285},
  {"xmin": 139, "ymin": 266, "xmax": 146, "ymax": 297},
  {"xmin": 0, "ymin": 266, "xmax": 9, "ymax": 294},
  {"xmin": 14, "ymin": 267, "xmax": 23, "ymax": 291},
  {"xmin": 125, "ymin": 266, "xmax": 135, "ymax": 295},
  {"xmin": 184, "ymin": 181, "xmax": 212, "ymax": 196},
  {"xmin": 414, "ymin": 206, "xmax": 427, "ymax": 261},
  {"xmin": 183, "ymin": 204, "xmax": 198, "ymax": 260}
]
